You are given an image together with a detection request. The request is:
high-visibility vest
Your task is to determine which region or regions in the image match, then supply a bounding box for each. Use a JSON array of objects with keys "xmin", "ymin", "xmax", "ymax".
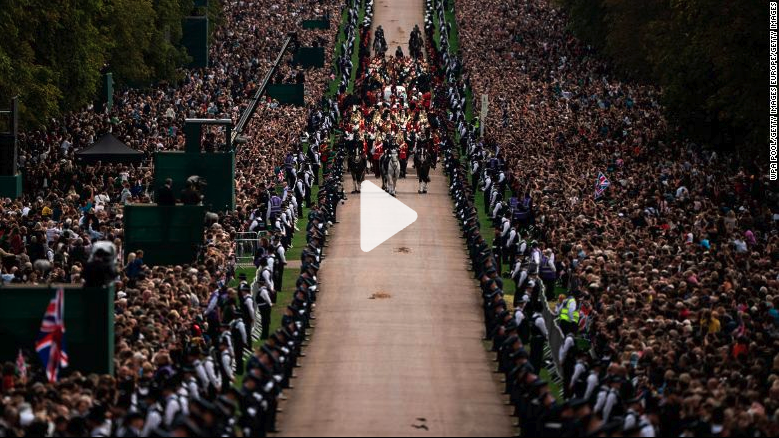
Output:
[
  {"xmin": 269, "ymin": 196, "xmax": 282, "ymax": 219},
  {"xmin": 559, "ymin": 297, "xmax": 580, "ymax": 324}
]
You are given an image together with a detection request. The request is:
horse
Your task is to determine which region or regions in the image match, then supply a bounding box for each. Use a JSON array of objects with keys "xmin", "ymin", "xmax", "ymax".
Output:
[
  {"xmin": 348, "ymin": 147, "xmax": 367, "ymax": 193},
  {"xmin": 373, "ymin": 26, "xmax": 388, "ymax": 57},
  {"xmin": 382, "ymin": 149, "xmax": 401, "ymax": 197},
  {"xmin": 409, "ymin": 25, "xmax": 423, "ymax": 59},
  {"xmin": 414, "ymin": 146, "xmax": 432, "ymax": 194}
]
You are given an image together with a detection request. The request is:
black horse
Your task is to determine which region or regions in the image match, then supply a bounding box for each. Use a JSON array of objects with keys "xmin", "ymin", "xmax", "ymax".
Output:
[
  {"xmin": 373, "ymin": 25, "xmax": 388, "ymax": 57},
  {"xmin": 409, "ymin": 25, "xmax": 423, "ymax": 59},
  {"xmin": 414, "ymin": 145, "xmax": 432, "ymax": 194},
  {"xmin": 348, "ymin": 146, "xmax": 367, "ymax": 193}
]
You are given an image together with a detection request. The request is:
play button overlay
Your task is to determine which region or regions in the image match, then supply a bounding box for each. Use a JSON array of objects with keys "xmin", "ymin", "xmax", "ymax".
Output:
[{"xmin": 360, "ymin": 180, "xmax": 418, "ymax": 252}]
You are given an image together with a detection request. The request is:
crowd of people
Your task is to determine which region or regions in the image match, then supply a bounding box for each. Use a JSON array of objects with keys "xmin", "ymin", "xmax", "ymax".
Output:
[
  {"xmin": 2, "ymin": 0, "xmax": 778, "ymax": 434},
  {"xmin": 0, "ymin": 0, "xmax": 365, "ymax": 435},
  {"xmin": 436, "ymin": 0, "xmax": 779, "ymax": 435}
]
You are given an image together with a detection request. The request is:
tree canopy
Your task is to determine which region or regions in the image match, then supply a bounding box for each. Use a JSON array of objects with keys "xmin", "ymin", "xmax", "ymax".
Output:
[
  {"xmin": 0, "ymin": 0, "xmax": 198, "ymax": 127},
  {"xmin": 556, "ymin": 0, "xmax": 767, "ymax": 153}
]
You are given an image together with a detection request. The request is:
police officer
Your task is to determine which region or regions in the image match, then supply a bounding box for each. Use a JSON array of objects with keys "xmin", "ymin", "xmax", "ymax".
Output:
[
  {"xmin": 568, "ymin": 352, "xmax": 590, "ymax": 400},
  {"xmin": 308, "ymin": 146, "xmax": 321, "ymax": 186},
  {"xmin": 481, "ymin": 170, "xmax": 493, "ymax": 211},
  {"xmin": 515, "ymin": 294, "xmax": 531, "ymax": 344},
  {"xmin": 294, "ymin": 170, "xmax": 306, "ymax": 217},
  {"xmin": 254, "ymin": 257, "xmax": 275, "ymax": 301},
  {"xmin": 181, "ymin": 365, "xmax": 200, "ymax": 402},
  {"xmin": 139, "ymin": 384, "xmax": 163, "ymax": 436},
  {"xmin": 529, "ymin": 309, "xmax": 548, "ymax": 374},
  {"xmin": 216, "ymin": 326, "xmax": 235, "ymax": 390},
  {"xmin": 559, "ymin": 331, "xmax": 578, "ymax": 398},
  {"xmin": 524, "ymin": 379, "xmax": 555, "ymax": 436},
  {"xmin": 253, "ymin": 277, "xmax": 273, "ymax": 340},
  {"xmin": 504, "ymin": 222, "xmax": 519, "ymax": 268},
  {"xmin": 271, "ymin": 234, "xmax": 287, "ymax": 292},
  {"xmin": 239, "ymin": 282, "xmax": 257, "ymax": 350},
  {"xmin": 624, "ymin": 394, "xmax": 657, "ymax": 437},
  {"xmin": 161, "ymin": 379, "xmax": 183, "ymax": 429},
  {"xmin": 526, "ymin": 264, "xmax": 543, "ymax": 307},
  {"xmin": 203, "ymin": 346, "xmax": 222, "ymax": 397},
  {"xmin": 497, "ymin": 207, "xmax": 509, "ymax": 243},
  {"xmin": 116, "ymin": 409, "xmax": 145, "ymax": 437},
  {"xmin": 303, "ymin": 163, "xmax": 314, "ymax": 207},
  {"xmin": 283, "ymin": 152, "xmax": 296, "ymax": 184},
  {"xmin": 594, "ymin": 375, "xmax": 625, "ymax": 423},
  {"xmin": 239, "ymin": 373, "xmax": 268, "ymax": 437},
  {"xmin": 267, "ymin": 190, "xmax": 283, "ymax": 226},
  {"xmin": 558, "ymin": 290, "xmax": 580, "ymax": 335},
  {"xmin": 188, "ymin": 398, "xmax": 221, "ymax": 437},
  {"xmin": 230, "ymin": 316, "xmax": 247, "ymax": 376},
  {"xmin": 498, "ymin": 335, "xmax": 522, "ymax": 374},
  {"xmin": 582, "ymin": 360, "xmax": 602, "ymax": 402}
]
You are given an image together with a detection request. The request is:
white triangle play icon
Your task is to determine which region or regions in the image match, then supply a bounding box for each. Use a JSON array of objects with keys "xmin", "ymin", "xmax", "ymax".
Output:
[{"xmin": 360, "ymin": 180, "xmax": 418, "ymax": 252}]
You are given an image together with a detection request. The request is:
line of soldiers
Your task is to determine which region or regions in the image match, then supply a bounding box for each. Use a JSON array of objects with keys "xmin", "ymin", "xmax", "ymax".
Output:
[
  {"xmin": 334, "ymin": 0, "xmax": 361, "ymax": 96},
  {"xmin": 443, "ymin": 129, "xmax": 656, "ymax": 438},
  {"xmin": 229, "ymin": 117, "xmax": 346, "ymax": 437},
  {"xmin": 432, "ymin": 29, "xmax": 657, "ymax": 434}
]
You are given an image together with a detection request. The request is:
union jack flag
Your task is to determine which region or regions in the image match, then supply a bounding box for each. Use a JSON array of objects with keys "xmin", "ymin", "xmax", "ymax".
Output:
[
  {"xmin": 35, "ymin": 288, "xmax": 68, "ymax": 383},
  {"xmin": 594, "ymin": 172, "xmax": 611, "ymax": 199}
]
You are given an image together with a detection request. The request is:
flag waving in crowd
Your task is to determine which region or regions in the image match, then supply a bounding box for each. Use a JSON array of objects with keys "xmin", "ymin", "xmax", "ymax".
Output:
[
  {"xmin": 594, "ymin": 171, "xmax": 610, "ymax": 199},
  {"xmin": 35, "ymin": 288, "xmax": 68, "ymax": 383},
  {"xmin": 16, "ymin": 349, "xmax": 27, "ymax": 384}
]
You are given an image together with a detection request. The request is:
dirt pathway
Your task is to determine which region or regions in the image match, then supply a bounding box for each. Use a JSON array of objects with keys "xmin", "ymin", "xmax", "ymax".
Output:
[
  {"xmin": 275, "ymin": 166, "xmax": 514, "ymax": 436},
  {"xmin": 371, "ymin": 0, "xmax": 422, "ymax": 56}
]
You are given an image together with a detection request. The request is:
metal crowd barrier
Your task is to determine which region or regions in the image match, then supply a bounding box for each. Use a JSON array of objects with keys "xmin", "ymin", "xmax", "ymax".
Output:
[
  {"xmin": 234, "ymin": 231, "xmax": 268, "ymax": 268},
  {"xmin": 542, "ymin": 297, "xmax": 566, "ymax": 379}
]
